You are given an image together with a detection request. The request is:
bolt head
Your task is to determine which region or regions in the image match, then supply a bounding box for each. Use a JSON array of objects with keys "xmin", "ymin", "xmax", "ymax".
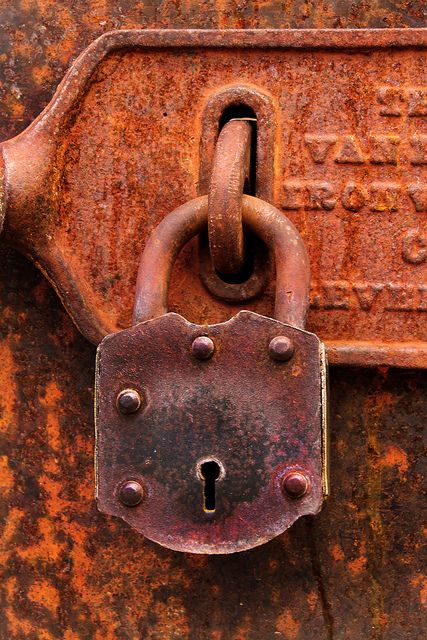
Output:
[
  {"xmin": 119, "ymin": 480, "xmax": 144, "ymax": 506},
  {"xmin": 282, "ymin": 471, "xmax": 309, "ymax": 498},
  {"xmin": 116, "ymin": 389, "xmax": 141, "ymax": 414},
  {"xmin": 191, "ymin": 336, "xmax": 215, "ymax": 360},
  {"xmin": 269, "ymin": 336, "xmax": 294, "ymax": 361}
]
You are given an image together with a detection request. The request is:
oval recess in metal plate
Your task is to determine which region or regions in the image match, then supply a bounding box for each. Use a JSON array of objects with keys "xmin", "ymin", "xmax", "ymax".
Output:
[{"xmin": 0, "ymin": 29, "xmax": 426, "ymax": 367}]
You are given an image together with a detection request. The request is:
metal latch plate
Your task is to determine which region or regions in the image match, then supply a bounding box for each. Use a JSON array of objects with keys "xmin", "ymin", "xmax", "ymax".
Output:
[{"xmin": 2, "ymin": 29, "xmax": 427, "ymax": 366}]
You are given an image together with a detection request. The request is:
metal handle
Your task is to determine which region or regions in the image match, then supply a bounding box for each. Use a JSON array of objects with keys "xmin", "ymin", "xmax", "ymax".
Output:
[{"xmin": 133, "ymin": 195, "xmax": 310, "ymax": 328}]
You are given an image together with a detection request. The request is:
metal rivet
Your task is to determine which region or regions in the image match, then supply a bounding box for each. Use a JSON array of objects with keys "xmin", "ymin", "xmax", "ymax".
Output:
[
  {"xmin": 191, "ymin": 336, "xmax": 215, "ymax": 360},
  {"xmin": 282, "ymin": 471, "xmax": 309, "ymax": 498},
  {"xmin": 116, "ymin": 389, "xmax": 141, "ymax": 414},
  {"xmin": 269, "ymin": 336, "xmax": 294, "ymax": 361},
  {"xmin": 119, "ymin": 480, "xmax": 144, "ymax": 506}
]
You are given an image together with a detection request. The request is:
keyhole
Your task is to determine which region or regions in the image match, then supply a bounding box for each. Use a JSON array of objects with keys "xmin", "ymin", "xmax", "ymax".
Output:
[{"xmin": 199, "ymin": 460, "xmax": 221, "ymax": 512}]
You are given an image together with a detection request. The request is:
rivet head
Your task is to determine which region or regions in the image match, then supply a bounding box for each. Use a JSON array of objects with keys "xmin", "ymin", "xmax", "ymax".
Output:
[
  {"xmin": 116, "ymin": 389, "xmax": 141, "ymax": 414},
  {"xmin": 269, "ymin": 336, "xmax": 294, "ymax": 361},
  {"xmin": 191, "ymin": 336, "xmax": 215, "ymax": 360},
  {"xmin": 119, "ymin": 480, "xmax": 144, "ymax": 507},
  {"xmin": 282, "ymin": 471, "xmax": 309, "ymax": 498}
]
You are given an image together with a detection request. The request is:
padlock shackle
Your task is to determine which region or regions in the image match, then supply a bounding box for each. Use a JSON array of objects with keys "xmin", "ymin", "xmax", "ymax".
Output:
[{"xmin": 133, "ymin": 195, "xmax": 310, "ymax": 328}]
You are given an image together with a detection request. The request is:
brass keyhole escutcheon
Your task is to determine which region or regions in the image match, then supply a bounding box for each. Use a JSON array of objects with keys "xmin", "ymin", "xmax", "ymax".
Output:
[{"xmin": 198, "ymin": 460, "xmax": 221, "ymax": 512}]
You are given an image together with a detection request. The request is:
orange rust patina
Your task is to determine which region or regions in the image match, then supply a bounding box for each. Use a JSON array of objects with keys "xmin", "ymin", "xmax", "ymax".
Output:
[
  {"xmin": 0, "ymin": 2, "xmax": 426, "ymax": 639},
  {"xmin": 0, "ymin": 29, "xmax": 426, "ymax": 367}
]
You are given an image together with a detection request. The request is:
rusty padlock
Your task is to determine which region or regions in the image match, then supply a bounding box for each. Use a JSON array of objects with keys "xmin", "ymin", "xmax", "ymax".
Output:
[{"xmin": 95, "ymin": 195, "xmax": 328, "ymax": 554}]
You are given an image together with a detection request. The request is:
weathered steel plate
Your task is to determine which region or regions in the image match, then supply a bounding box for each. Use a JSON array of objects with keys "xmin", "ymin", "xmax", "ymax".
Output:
[
  {"xmin": 1, "ymin": 241, "xmax": 426, "ymax": 639},
  {"xmin": 95, "ymin": 311, "xmax": 326, "ymax": 553},
  {"xmin": 0, "ymin": 29, "xmax": 426, "ymax": 367}
]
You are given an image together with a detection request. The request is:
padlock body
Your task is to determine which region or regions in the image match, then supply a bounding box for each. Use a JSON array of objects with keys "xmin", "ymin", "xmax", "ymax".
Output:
[{"xmin": 95, "ymin": 311, "xmax": 327, "ymax": 554}]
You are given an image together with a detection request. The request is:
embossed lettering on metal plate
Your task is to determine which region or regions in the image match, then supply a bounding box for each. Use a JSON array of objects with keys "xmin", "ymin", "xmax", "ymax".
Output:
[{"xmin": 0, "ymin": 30, "xmax": 426, "ymax": 367}]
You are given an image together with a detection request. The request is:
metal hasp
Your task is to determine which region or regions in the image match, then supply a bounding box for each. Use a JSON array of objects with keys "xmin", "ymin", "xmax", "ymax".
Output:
[
  {"xmin": 95, "ymin": 196, "xmax": 328, "ymax": 554},
  {"xmin": 0, "ymin": 30, "xmax": 426, "ymax": 367},
  {"xmin": 208, "ymin": 118, "xmax": 252, "ymax": 276}
]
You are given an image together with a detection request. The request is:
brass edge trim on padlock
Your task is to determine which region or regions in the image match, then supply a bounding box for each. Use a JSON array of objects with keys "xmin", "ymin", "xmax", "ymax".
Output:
[
  {"xmin": 320, "ymin": 342, "xmax": 329, "ymax": 498},
  {"xmin": 94, "ymin": 347, "xmax": 102, "ymax": 501}
]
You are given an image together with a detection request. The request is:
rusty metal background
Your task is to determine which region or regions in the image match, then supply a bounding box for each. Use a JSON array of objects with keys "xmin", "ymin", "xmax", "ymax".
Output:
[
  {"xmin": 0, "ymin": 247, "xmax": 425, "ymax": 638},
  {"xmin": 0, "ymin": 28, "xmax": 426, "ymax": 366},
  {"xmin": 0, "ymin": 2, "xmax": 426, "ymax": 639}
]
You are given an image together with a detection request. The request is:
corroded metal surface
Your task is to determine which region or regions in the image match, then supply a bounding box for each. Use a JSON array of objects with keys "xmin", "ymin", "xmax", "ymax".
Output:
[
  {"xmin": 0, "ymin": 29, "xmax": 426, "ymax": 365},
  {"xmin": 96, "ymin": 311, "xmax": 325, "ymax": 553},
  {"xmin": 208, "ymin": 119, "xmax": 251, "ymax": 275},
  {"xmin": 0, "ymin": 244, "xmax": 425, "ymax": 638},
  {"xmin": 0, "ymin": 2, "xmax": 426, "ymax": 638}
]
